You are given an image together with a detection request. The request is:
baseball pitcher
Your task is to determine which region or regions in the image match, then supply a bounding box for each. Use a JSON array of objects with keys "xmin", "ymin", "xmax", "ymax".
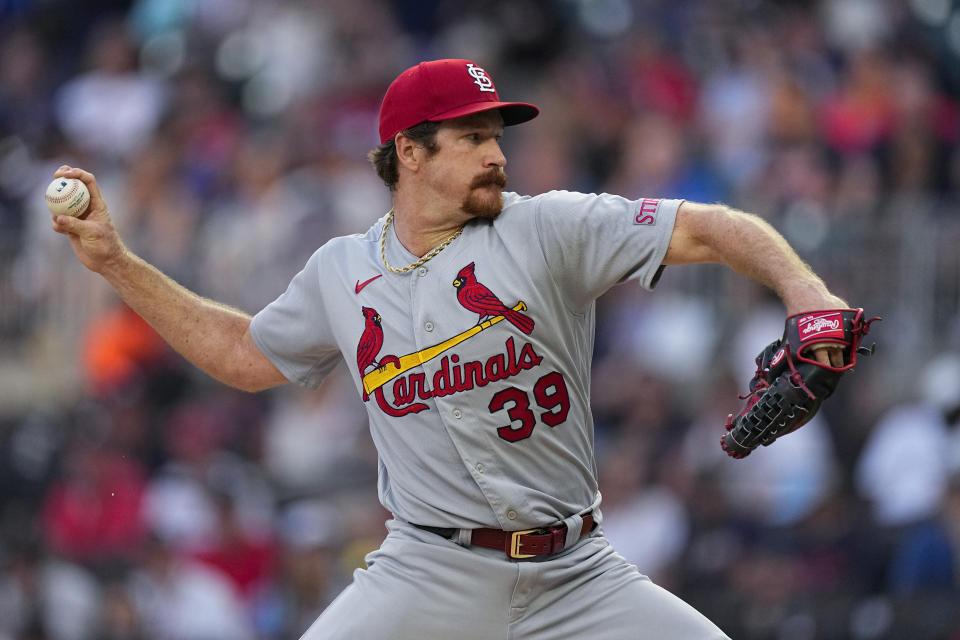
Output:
[{"xmin": 51, "ymin": 59, "xmax": 875, "ymax": 639}]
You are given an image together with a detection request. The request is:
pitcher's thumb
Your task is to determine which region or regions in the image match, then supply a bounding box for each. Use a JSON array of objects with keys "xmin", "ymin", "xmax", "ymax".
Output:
[{"xmin": 53, "ymin": 215, "xmax": 80, "ymax": 232}]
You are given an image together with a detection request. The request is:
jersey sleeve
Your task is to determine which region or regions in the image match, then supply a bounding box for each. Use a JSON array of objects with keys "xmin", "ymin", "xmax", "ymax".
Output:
[
  {"xmin": 249, "ymin": 248, "xmax": 342, "ymax": 388},
  {"xmin": 532, "ymin": 191, "xmax": 682, "ymax": 311}
]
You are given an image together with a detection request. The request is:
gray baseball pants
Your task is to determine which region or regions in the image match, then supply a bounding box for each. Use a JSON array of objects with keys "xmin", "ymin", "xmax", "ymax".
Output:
[{"xmin": 300, "ymin": 519, "xmax": 730, "ymax": 639}]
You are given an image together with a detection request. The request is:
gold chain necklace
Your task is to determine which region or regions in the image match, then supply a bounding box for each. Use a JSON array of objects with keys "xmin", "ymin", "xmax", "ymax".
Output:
[{"xmin": 379, "ymin": 209, "xmax": 463, "ymax": 274}]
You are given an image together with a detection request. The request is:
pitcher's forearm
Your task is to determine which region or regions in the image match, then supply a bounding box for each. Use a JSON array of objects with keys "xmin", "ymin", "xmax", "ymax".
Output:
[
  {"xmin": 708, "ymin": 210, "xmax": 842, "ymax": 313},
  {"xmin": 99, "ymin": 248, "xmax": 258, "ymax": 388},
  {"xmin": 49, "ymin": 166, "xmax": 286, "ymax": 391},
  {"xmin": 666, "ymin": 203, "xmax": 846, "ymax": 314}
]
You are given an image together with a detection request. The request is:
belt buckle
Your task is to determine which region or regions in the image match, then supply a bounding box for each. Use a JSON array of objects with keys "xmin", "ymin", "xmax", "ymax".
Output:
[{"xmin": 508, "ymin": 529, "xmax": 538, "ymax": 559}]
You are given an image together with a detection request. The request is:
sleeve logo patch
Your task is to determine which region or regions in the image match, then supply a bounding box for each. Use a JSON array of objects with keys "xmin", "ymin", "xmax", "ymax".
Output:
[{"xmin": 634, "ymin": 198, "xmax": 659, "ymax": 225}]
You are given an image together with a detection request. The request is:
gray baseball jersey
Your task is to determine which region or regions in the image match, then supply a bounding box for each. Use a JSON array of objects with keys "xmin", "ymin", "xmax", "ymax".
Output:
[
  {"xmin": 251, "ymin": 191, "xmax": 732, "ymax": 639},
  {"xmin": 251, "ymin": 190, "xmax": 679, "ymax": 531}
]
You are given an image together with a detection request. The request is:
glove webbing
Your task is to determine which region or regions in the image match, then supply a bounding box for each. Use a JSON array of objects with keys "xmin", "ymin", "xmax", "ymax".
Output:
[{"xmin": 726, "ymin": 374, "xmax": 816, "ymax": 453}]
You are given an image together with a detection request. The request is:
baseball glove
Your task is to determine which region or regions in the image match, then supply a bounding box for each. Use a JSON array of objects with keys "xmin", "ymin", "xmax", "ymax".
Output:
[{"xmin": 722, "ymin": 308, "xmax": 880, "ymax": 459}]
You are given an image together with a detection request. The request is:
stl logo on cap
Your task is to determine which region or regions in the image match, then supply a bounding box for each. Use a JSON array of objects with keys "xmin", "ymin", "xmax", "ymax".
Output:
[{"xmin": 466, "ymin": 63, "xmax": 496, "ymax": 93}]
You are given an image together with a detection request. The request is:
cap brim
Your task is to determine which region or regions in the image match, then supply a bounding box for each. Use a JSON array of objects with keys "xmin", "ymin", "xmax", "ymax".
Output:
[{"xmin": 429, "ymin": 101, "xmax": 540, "ymax": 127}]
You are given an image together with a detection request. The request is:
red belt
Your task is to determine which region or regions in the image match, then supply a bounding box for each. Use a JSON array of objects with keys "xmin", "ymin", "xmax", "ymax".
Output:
[{"xmin": 414, "ymin": 513, "xmax": 596, "ymax": 560}]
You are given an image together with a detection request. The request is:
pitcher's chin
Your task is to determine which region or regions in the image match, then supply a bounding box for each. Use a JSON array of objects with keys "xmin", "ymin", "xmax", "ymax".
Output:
[{"xmin": 463, "ymin": 189, "xmax": 503, "ymax": 220}]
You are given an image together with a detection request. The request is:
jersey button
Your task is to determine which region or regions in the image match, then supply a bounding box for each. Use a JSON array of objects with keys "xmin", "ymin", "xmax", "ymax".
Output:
[
  {"xmin": 453, "ymin": 409, "xmax": 462, "ymax": 419},
  {"xmin": 476, "ymin": 463, "xmax": 485, "ymax": 473},
  {"xmin": 424, "ymin": 321, "xmax": 434, "ymax": 332},
  {"xmin": 506, "ymin": 510, "xmax": 518, "ymax": 520},
  {"xmin": 417, "ymin": 266, "xmax": 428, "ymax": 277}
]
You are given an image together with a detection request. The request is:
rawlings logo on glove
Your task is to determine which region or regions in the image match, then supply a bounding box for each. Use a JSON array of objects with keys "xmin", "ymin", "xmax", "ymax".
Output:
[
  {"xmin": 799, "ymin": 313, "xmax": 843, "ymax": 339},
  {"xmin": 722, "ymin": 308, "xmax": 880, "ymax": 459}
]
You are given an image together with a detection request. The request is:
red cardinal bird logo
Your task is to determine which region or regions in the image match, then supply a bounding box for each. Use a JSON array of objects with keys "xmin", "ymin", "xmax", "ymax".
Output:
[
  {"xmin": 453, "ymin": 262, "xmax": 534, "ymax": 334},
  {"xmin": 357, "ymin": 306, "xmax": 386, "ymax": 400}
]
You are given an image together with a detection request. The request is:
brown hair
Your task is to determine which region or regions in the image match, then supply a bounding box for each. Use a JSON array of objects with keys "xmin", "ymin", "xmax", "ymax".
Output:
[{"xmin": 368, "ymin": 121, "xmax": 441, "ymax": 190}]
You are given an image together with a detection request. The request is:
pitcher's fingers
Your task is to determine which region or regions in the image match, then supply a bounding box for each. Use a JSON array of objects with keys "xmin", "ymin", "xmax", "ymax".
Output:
[
  {"xmin": 809, "ymin": 342, "xmax": 844, "ymax": 368},
  {"xmin": 57, "ymin": 166, "xmax": 105, "ymax": 202},
  {"xmin": 830, "ymin": 348, "xmax": 845, "ymax": 368}
]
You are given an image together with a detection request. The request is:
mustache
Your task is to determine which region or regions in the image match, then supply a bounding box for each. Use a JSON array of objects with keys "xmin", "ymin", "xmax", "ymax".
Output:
[{"xmin": 470, "ymin": 169, "xmax": 507, "ymax": 189}]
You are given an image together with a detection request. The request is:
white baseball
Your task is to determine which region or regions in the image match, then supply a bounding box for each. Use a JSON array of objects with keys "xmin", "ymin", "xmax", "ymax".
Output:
[{"xmin": 45, "ymin": 177, "xmax": 90, "ymax": 217}]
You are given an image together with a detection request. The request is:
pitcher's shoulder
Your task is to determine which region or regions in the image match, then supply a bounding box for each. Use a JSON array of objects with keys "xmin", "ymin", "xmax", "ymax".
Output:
[{"xmin": 502, "ymin": 189, "xmax": 597, "ymax": 211}]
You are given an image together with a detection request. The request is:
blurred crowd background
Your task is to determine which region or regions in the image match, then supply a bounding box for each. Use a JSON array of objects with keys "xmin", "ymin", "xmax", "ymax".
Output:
[{"xmin": 1, "ymin": 0, "xmax": 960, "ymax": 638}]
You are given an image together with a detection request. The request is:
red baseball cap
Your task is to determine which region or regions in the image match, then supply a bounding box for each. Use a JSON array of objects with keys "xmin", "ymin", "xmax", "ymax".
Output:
[{"xmin": 378, "ymin": 59, "xmax": 540, "ymax": 144}]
